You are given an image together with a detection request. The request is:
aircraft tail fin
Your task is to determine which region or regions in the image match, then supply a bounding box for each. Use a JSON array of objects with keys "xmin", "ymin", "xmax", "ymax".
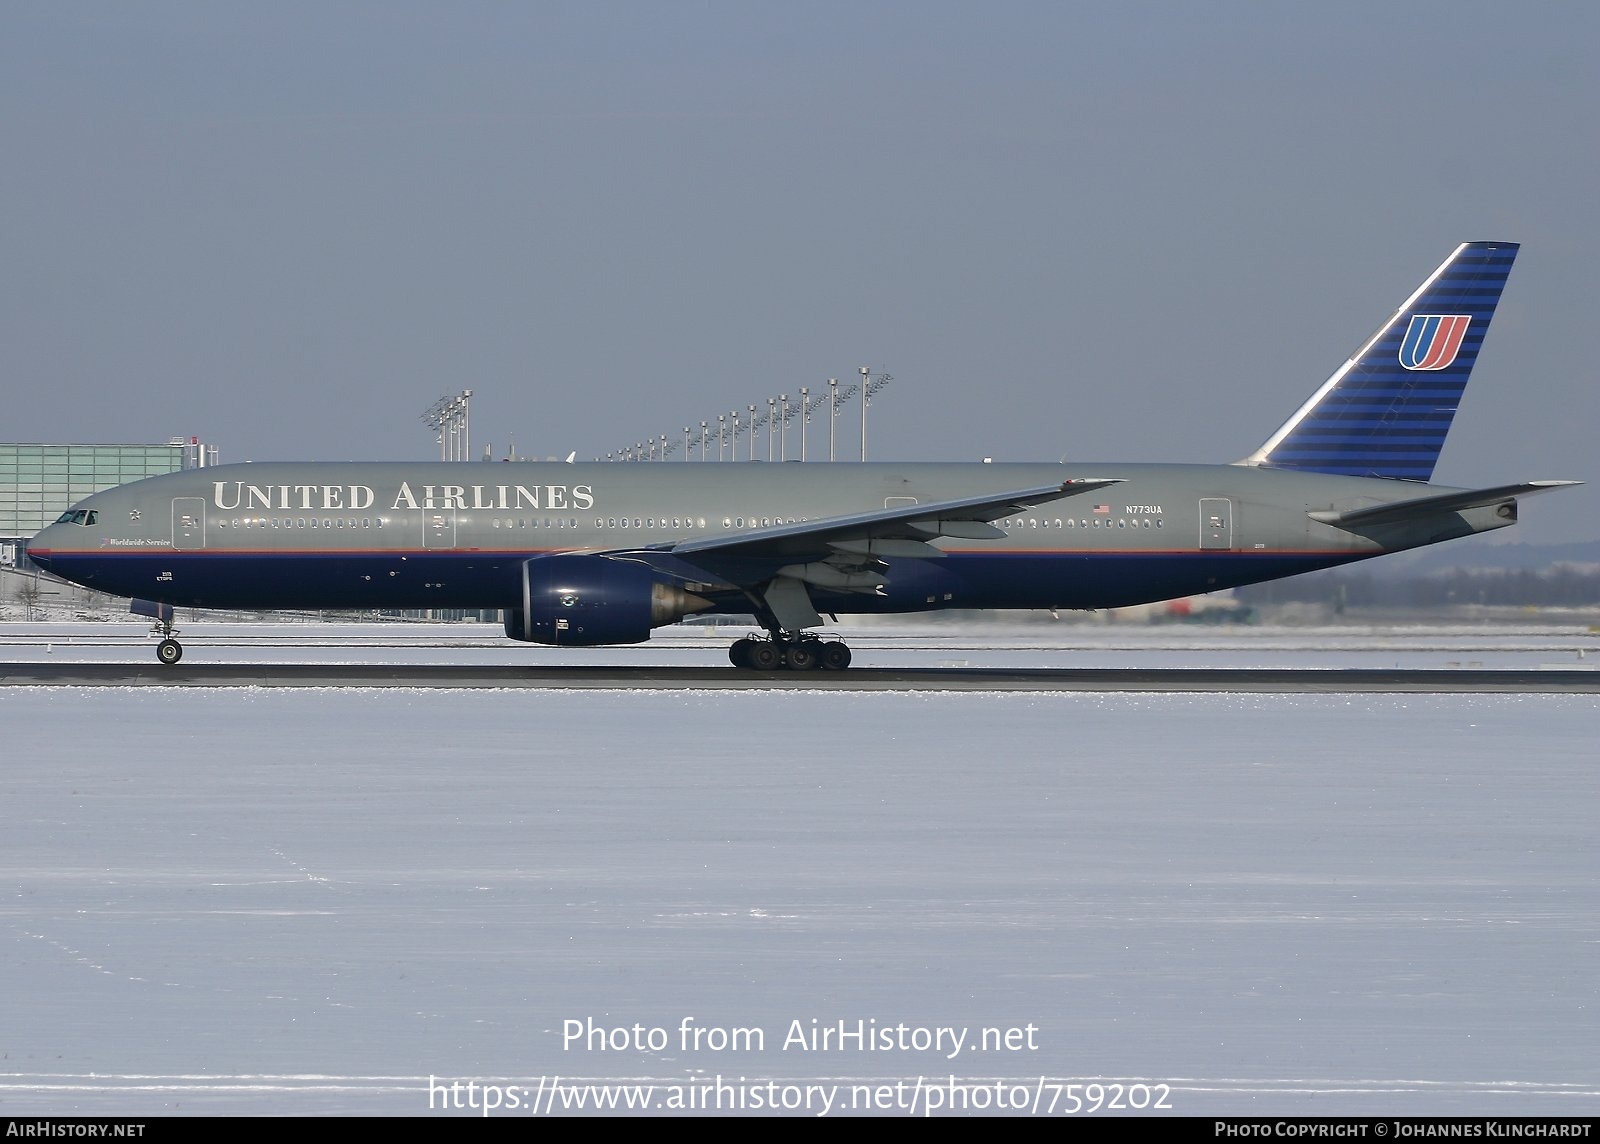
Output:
[{"xmin": 1239, "ymin": 241, "xmax": 1518, "ymax": 481}]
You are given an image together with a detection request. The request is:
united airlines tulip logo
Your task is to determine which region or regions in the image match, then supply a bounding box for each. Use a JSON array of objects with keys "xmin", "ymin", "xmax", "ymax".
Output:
[{"xmin": 1399, "ymin": 314, "xmax": 1471, "ymax": 370}]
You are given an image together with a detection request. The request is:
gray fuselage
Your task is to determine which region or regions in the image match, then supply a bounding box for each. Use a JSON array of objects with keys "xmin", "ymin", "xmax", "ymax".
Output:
[{"xmin": 28, "ymin": 459, "xmax": 1510, "ymax": 617}]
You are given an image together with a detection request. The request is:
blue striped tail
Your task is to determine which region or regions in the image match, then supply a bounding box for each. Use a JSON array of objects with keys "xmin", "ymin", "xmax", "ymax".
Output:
[{"xmin": 1244, "ymin": 242, "xmax": 1517, "ymax": 481}]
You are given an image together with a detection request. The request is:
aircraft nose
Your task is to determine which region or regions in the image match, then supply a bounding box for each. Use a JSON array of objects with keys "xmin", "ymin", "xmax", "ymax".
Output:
[{"xmin": 24, "ymin": 529, "xmax": 55, "ymax": 570}]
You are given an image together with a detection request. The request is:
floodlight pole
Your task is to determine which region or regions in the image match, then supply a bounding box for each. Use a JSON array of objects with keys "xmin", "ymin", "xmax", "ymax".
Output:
[
  {"xmin": 859, "ymin": 366, "xmax": 871, "ymax": 461},
  {"xmin": 750, "ymin": 403, "xmax": 767, "ymax": 460},
  {"xmin": 800, "ymin": 388, "xmax": 822, "ymax": 461},
  {"xmin": 420, "ymin": 390, "xmax": 471, "ymax": 461},
  {"xmin": 828, "ymin": 378, "xmax": 838, "ymax": 461},
  {"xmin": 799, "ymin": 387, "xmax": 809, "ymax": 461},
  {"xmin": 827, "ymin": 378, "xmax": 860, "ymax": 462}
]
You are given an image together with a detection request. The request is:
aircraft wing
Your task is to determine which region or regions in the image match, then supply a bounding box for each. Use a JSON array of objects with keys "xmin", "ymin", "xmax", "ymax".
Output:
[
  {"xmin": 597, "ymin": 478, "xmax": 1125, "ymax": 630},
  {"xmin": 1308, "ymin": 480, "xmax": 1582, "ymax": 529},
  {"xmin": 593, "ymin": 477, "xmax": 1120, "ymax": 627},
  {"xmin": 664, "ymin": 477, "xmax": 1124, "ymax": 562},
  {"xmin": 593, "ymin": 477, "xmax": 1122, "ymax": 618}
]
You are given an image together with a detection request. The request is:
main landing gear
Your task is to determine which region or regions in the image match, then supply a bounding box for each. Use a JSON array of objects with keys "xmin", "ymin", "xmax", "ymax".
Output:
[{"xmin": 728, "ymin": 632, "xmax": 852, "ymax": 672}]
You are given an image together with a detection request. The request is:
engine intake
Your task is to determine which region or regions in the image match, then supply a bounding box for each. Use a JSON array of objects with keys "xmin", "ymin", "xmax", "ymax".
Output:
[{"xmin": 503, "ymin": 555, "xmax": 710, "ymax": 646}]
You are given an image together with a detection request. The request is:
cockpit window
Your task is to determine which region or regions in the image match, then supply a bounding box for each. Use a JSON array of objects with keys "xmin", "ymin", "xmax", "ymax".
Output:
[{"xmin": 55, "ymin": 510, "xmax": 92, "ymax": 525}]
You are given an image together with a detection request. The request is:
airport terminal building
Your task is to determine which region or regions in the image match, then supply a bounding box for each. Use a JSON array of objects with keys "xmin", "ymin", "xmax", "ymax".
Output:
[{"xmin": 0, "ymin": 439, "xmax": 208, "ymax": 571}]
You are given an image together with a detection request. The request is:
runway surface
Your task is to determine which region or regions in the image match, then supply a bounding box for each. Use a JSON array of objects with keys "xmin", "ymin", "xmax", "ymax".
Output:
[{"xmin": 4, "ymin": 660, "xmax": 1600, "ymax": 691}]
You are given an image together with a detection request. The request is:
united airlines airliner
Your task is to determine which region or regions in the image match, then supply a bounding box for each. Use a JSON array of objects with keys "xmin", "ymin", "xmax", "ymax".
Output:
[{"xmin": 28, "ymin": 243, "xmax": 1578, "ymax": 668}]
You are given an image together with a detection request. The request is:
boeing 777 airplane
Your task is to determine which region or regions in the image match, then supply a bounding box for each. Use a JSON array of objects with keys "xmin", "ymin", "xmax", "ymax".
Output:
[{"xmin": 27, "ymin": 242, "xmax": 1579, "ymax": 668}]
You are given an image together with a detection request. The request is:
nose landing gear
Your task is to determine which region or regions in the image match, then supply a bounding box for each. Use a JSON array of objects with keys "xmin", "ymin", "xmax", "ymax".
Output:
[{"xmin": 130, "ymin": 599, "xmax": 184, "ymax": 665}]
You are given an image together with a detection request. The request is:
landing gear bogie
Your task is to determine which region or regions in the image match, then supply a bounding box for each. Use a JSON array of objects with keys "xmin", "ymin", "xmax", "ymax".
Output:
[{"xmin": 727, "ymin": 632, "xmax": 852, "ymax": 672}]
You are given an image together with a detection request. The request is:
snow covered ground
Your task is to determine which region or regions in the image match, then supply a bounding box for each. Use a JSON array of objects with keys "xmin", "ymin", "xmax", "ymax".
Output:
[{"xmin": 1, "ymin": 624, "xmax": 1595, "ymax": 1117}]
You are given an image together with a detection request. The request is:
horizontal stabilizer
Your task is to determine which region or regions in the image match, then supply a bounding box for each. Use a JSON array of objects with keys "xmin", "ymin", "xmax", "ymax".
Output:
[{"xmin": 1308, "ymin": 480, "xmax": 1582, "ymax": 528}]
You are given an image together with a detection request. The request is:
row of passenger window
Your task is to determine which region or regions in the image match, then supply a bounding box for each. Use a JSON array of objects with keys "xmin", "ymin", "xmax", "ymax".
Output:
[
  {"xmin": 1001, "ymin": 517, "xmax": 1165, "ymax": 529},
  {"xmin": 213, "ymin": 514, "xmax": 779, "ymax": 533},
  {"xmin": 204, "ymin": 514, "xmax": 1167, "ymax": 535},
  {"xmin": 205, "ymin": 514, "xmax": 1168, "ymax": 536},
  {"xmin": 489, "ymin": 518, "xmax": 582, "ymax": 529},
  {"xmin": 215, "ymin": 518, "xmax": 387, "ymax": 529},
  {"xmin": 617, "ymin": 516, "xmax": 708, "ymax": 529},
  {"xmin": 489, "ymin": 517, "xmax": 795, "ymax": 530}
]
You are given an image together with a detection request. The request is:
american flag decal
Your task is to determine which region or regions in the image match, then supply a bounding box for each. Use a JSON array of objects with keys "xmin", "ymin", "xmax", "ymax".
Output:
[{"xmin": 1092, "ymin": 504, "xmax": 1111, "ymax": 515}]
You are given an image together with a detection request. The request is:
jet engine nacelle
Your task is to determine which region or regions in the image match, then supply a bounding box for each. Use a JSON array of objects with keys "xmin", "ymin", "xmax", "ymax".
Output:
[{"xmin": 503, "ymin": 554, "xmax": 710, "ymax": 646}]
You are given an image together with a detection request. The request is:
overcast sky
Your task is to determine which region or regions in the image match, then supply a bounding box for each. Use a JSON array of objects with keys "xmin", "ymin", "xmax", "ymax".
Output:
[{"xmin": 4, "ymin": 2, "xmax": 1596, "ymax": 542}]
